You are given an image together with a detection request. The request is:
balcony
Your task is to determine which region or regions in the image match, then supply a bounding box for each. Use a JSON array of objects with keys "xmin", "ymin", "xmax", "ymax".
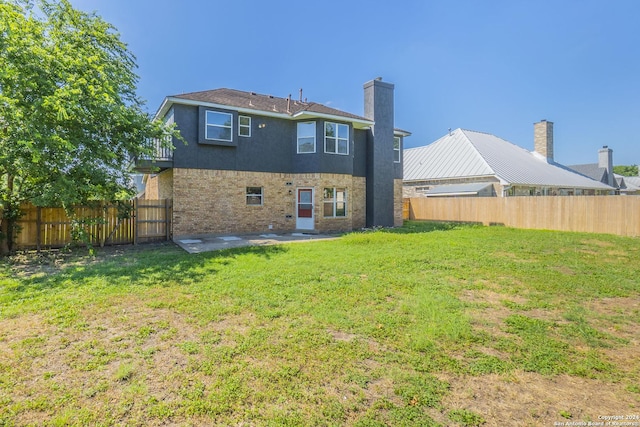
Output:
[{"xmin": 133, "ymin": 137, "xmax": 173, "ymax": 173}]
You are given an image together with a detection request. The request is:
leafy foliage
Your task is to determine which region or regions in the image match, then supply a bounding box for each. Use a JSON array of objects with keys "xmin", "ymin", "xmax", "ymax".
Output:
[
  {"xmin": 613, "ymin": 165, "xmax": 638, "ymax": 177},
  {"xmin": 0, "ymin": 0, "xmax": 176, "ymax": 252}
]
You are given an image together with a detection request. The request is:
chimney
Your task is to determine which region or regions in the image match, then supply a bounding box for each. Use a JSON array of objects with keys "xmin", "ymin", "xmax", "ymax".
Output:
[
  {"xmin": 364, "ymin": 78, "xmax": 395, "ymax": 227},
  {"xmin": 598, "ymin": 145, "xmax": 615, "ymax": 186},
  {"xmin": 534, "ymin": 120, "xmax": 554, "ymax": 161}
]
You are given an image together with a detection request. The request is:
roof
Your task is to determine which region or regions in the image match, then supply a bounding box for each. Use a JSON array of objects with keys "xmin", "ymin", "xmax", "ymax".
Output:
[
  {"xmin": 156, "ymin": 88, "xmax": 381, "ymax": 130},
  {"xmin": 566, "ymin": 163, "xmax": 608, "ymax": 183},
  {"xmin": 616, "ymin": 174, "xmax": 640, "ymax": 192},
  {"xmin": 623, "ymin": 176, "xmax": 640, "ymax": 187},
  {"xmin": 404, "ymin": 128, "xmax": 614, "ymax": 190},
  {"xmin": 173, "ymin": 88, "xmax": 370, "ymax": 121},
  {"xmin": 425, "ymin": 182, "xmax": 494, "ymax": 197}
]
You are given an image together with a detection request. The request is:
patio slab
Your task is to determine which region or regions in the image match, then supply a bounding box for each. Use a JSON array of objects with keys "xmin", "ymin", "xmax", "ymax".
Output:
[{"xmin": 174, "ymin": 232, "xmax": 338, "ymax": 254}]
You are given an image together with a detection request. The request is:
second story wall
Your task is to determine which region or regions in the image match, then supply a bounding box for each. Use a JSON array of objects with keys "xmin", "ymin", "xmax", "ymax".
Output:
[{"xmin": 170, "ymin": 104, "xmax": 368, "ymax": 177}]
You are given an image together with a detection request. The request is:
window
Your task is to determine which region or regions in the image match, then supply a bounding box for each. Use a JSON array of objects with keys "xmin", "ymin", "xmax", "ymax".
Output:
[
  {"xmin": 239, "ymin": 115, "xmax": 251, "ymax": 137},
  {"xmin": 325, "ymin": 122, "xmax": 348, "ymax": 155},
  {"xmin": 323, "ymin": 188, "xmax": 347, "ymax": 217},
  {"xmin": 394, "ymin": 137, "xmax": 401, "ymax": 162},
  {"xmin": 246, "ymin": 187, "xmax": 263, "ymax": 205},
  {"xmin": 205, "ymin": 111, "xmax": 232, "ymax": 141},
  {"xmin": 297, "ymin": 122, "xmax": 316, "ymax": 153}
]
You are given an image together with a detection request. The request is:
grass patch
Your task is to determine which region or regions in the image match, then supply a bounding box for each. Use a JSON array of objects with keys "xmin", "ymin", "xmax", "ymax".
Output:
[{"xmin": 1, "ymin": 222, "xmax": 639, "ymax": 425}]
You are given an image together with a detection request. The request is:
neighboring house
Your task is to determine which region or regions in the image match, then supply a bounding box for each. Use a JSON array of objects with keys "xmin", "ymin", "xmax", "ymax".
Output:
[
  {"xmin": 404, "ymin": 120, "xmax": 614, "ymax": 197},
  {"xmin": 622, "ymin": 175, "xmax": 640, "ymax": 194},
  {"xmin": 568, "ymin": 147, "xmax": 640, "ymax": 195},
  {"xmin": 136, "ymin": 78, "xmax": 409, "ymax": 237}
]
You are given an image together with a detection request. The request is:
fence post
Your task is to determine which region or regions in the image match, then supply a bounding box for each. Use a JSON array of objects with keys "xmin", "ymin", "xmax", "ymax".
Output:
[
  {"xmin": 165, "ymin": 198, "xmax": 171, "ymax": 241},
  {"xmin": 101, "ymin": 202, "xmax": 107, "ymax": 248},
  {"xmin": 134, "ymin": 198, "xmax": 138, "ymax": 246},
  {"xmin": 36, "ymin": 206, "xmax": 42, "ymax": 252}
]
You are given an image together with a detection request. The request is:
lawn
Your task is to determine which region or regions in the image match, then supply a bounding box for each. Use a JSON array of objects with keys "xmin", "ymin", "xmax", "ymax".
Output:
[{"xmin": 0, "ymin": 221, "xmax": 639, "ymax": 426}]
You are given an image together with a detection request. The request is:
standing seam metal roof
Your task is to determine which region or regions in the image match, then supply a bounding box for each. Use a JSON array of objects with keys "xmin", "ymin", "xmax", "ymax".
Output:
[{"xmin": 404, "ymin": 128, "xmax": 614, "ymax": 190}]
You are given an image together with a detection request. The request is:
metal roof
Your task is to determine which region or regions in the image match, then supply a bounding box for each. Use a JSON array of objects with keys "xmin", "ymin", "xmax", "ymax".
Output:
[
  {"xmin": 623, "ymin": 176, "xmax": 640, "ymax": 187},
  {"xmin": 404, "ymin": 128, "xmax": 614, "ymax": 190},
  {"xmin": 425, "ymin": 182, "xmax": 494, "ymax": 197},
  {"xmin": 616, "ymin": 175, "xmax": 640, "ymax": 192}
]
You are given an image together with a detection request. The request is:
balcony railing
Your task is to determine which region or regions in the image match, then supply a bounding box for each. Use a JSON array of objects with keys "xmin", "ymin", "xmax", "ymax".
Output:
[
  {"xmin": 142, "ymin": 136, "xmax": 173, "ymax": 161},
  {"xmin": 133, "ymin": 136, "xmax": 173, "ymax": 172}
]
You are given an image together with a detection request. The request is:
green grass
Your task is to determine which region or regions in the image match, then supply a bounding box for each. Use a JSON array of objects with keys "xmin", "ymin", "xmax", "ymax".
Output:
[{"xmin": 1, "ymin": 222, "xmax": 639, "ymax": 425}]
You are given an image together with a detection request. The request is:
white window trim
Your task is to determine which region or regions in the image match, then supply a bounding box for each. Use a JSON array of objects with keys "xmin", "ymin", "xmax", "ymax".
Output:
[
  {"xmin": 239, "ymin": 115, "xmax": 251, "ymax": 137},
  {"xmin": 323, "ymin": 187, "xmax": 347, "ymax": 218},
  {"xmin": 246, "ymin": 187, "xmax": 263, "ymax": 206},
  {"xmin": 205, "ymin": 110, "xmax": 233, "ymax": 142},
  {"xmin": 297, "ymin": 121, "xmax": 316, "ymax": 154},
  {"xmin": 324, "ymin": 122, "xmax": 349, "ymax": 155},
  {"xmin": 394, "ymin": 136, "xmax": 401, "ymax": 163}
]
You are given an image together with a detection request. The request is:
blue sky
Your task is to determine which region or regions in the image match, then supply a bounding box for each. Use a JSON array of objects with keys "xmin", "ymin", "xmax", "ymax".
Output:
[{"xmin": 70, "ymin": 0, "xmax": 640, "ymax": 167}]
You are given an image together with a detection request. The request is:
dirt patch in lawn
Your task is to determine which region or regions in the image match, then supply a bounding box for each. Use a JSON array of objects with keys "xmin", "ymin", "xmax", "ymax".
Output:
[
  {"xmin": 430, "ymin": 371, "xmax": 639, "ymax": 426},
  {"xmin": 4, "ymin": 242, "xmax": 177, "ymax": 279}
]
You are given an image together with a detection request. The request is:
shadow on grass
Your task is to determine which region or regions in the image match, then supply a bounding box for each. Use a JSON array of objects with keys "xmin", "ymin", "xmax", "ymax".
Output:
[{"xmin": 4, "ymin": 243, "xmax": 289, "ymax": 295}]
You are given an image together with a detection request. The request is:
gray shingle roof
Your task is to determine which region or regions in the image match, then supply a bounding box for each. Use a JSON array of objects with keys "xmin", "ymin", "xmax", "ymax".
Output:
[
  {"xmin": 170, "ymin": 88, "xmax": 371, "ymax": 122},
  {"xmin": 404, "ymin": 128, "xmax": 614, "ymax": 190},
  {"xmin": 566, "ymin": 163, "xmax": 608, "ymax": 183}
]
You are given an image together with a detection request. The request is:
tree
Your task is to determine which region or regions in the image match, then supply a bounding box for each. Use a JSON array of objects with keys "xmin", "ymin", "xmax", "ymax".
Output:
[
  {"xmin": 613, "ymin": 165, "xmax": 638, "ymax": 177},
  {"xmin": 0, "ymin": 0, "xmax": 176, "ymax": 254}
]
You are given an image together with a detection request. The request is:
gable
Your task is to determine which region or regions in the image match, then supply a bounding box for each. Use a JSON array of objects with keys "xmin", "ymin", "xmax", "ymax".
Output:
[{"xmin": 404, "ymin": 129, "xmax": 494, "ymax": 181}]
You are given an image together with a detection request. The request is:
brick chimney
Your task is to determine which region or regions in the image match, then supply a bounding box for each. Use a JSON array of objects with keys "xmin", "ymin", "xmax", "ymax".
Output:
[
  {"xmin": 598, "ymin": 146, "xmax": 615, "ymax": 186},
  {"xmin": 534, "ymin": 120, "xmax": 554, "ymax": 161}
]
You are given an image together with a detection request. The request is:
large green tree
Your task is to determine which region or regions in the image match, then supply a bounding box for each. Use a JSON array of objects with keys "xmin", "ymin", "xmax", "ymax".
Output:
[
  {"xmin": 0, "ymin": 0, "xmax": 175, "ymax": 253},
  {"xmin": 613, "ymin": 165, "xmax": 638, "ymax": 177}
]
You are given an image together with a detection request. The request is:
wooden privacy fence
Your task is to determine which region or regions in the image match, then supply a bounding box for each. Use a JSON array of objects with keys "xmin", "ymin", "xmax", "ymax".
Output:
[
  {"xmin": 9, "ymin": 199, "xmax": 172, "ymax": 250},
  {"xmin": 405, "ymin": 196, "xmax": 640, "ymax": 237}
]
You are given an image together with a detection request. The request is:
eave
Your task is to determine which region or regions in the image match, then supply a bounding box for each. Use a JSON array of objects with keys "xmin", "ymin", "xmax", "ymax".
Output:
[
  {"xmin": 155, "ymin": 97, "xmax": 375, "ymax": 129},
  {"xmin": 133, "ymin": 159, "xmax": 173, "ymax": 174}
]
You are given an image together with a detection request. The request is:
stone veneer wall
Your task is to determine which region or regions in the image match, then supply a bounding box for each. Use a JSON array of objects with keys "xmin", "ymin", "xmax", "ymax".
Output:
[
  {"xmin": 394, "ymin": 179, "xmax": 403, "ymax": 227},
  {"xmin": 172, "ymin": 169, "xmax": 366, "ymax": 236},
  {"xmin": 143, "ymin": 170, "xmax": 174, "ymax": 200}
]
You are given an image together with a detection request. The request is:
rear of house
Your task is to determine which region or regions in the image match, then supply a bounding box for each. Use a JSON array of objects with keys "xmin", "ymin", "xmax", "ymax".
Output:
[{"xmin": 138, "ymin": 79, "xmax": 409, "ymax": 238}]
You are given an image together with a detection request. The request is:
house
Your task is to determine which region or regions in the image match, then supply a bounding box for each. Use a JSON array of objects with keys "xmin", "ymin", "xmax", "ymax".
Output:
[
  {"xmin": 622, "ymin": 175, "xmax": 640, "ymax": 194},
  {"xmin": 403, "ymin": 120, "xmax": 614, "ymax": 197},
  {"xmin": 137, "ymin": 78, "xmax": 409, "ymax": 238},
  {"xmin": 568, "ymin": 147, "xmax": 640, "ymax": 195}
]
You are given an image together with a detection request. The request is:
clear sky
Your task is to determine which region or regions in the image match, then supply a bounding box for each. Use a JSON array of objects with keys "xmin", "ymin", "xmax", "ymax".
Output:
[{"xmin": 70, "ymin": 0, "xmax": 640, "ymax": 167}]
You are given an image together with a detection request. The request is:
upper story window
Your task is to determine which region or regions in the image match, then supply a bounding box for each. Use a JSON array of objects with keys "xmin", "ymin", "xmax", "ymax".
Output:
[
  {"xmin": 297, "ymin": 121, "xmax": 316, "ymax": 153},
  {"xmin": 239, "ymin": 115, "xmax": 251, "ymax": 137},
  {"xmin": 394, "ymin": 137, "xmax": 401, "ymax": 163},
  {"xmin": 325, "ymin": 122, "xmax": 349, "ymax": 155},
  {"xmin": 205, "ymin": 111, "xmax": 232, "ymax": 142}
]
